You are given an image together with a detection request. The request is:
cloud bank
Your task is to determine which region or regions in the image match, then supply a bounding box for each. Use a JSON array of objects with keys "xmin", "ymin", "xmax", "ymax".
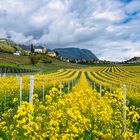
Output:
[{"xmin": 0, "ymin": 0, "xmax": 140, "ymax": 61}]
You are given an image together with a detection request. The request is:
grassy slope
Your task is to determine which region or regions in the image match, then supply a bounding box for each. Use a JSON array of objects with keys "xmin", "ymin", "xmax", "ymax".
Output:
[
  {"xmin": 0, "ymin": 53, "xmax": 88, "ymax": 74},
  {"xmin": 0, "ymin": 40, "xmax": 88, "ymax": 73},
  {"xmin": 0, "ymin": 53, "xmax": 30, "ymax": 64},
  {"xmin": 39, "ymin": 55, "xmax": 87, "ymax": 73},
  {"xmin": 0, "ymin": 40, "xmax": 25, "ymax": 54}
]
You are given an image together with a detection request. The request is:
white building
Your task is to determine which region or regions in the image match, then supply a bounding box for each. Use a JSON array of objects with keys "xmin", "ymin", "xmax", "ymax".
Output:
[
  {"xmin": 0, "ymin": 39, "xmax": 7, "ymax": 42},
  {"xmin": 34, "ymin": 48, "xmax": 47, "ymax": 53},
  {"xmin": 43, "ymin": 48, "xmax": 47, "ymax": 53},
  {"xmin": 66, "ymin": 59, "xmax": 70, "ymax": 62},
  {"xmin": 47, "ymin": 51, "xmax": 56, "ymax": 57},
  {"xmin": 34, "ymin": 48, "xmax": 43, "ymax": 53},
  {"xmin": 13, "ymin": 51, "xmax": 21, "ymax": 56}
]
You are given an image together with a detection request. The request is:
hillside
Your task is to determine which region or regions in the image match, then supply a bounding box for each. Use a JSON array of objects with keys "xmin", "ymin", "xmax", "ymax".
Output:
[
  {"xmin": 54, "ymin": 48, "xmax": 99, "ymax": 61},
  {"xmin": 0, "ymin": 39, "xmax": 25, "ymax": 54},
  {"xmin": 0, "ymin": 53, "xmax": 31, "ymax": 64},
  {"xmin": 0, "ymin": 53, "xmax": 87, "ymax": 74},
  {"xmin": 0, "ymin": 40, "xmax": 89, "ymax": 73},
  {"xmin": 125, "ymin": 57, "xmax": 140, "ymax": 64},
  {"xmin": 34, "ymin": 54, "xmax": 88, "ymax": 73}
]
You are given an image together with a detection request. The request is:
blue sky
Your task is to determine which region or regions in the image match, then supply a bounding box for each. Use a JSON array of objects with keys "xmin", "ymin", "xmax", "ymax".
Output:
[{"xmin": 0, "ymin": 0, "xmax": 140, "ymax": 61}]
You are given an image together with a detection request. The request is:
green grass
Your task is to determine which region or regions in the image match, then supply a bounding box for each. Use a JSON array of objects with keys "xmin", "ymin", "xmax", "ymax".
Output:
[
  {"xmin": 0, "ymin": 40, "xmax": 25, "ymax": 54},
  {"xmin": 0, "ymin": 53, "xmax": 88, "ymax": 74},
  {"xmin": 0, "ymin": 40, "xmax": 90, "ymax": 73},
  {"xmin": 38, "ymin": 54, "xmax": 88, "ymax": 74},
  {"xmin": 0, "ymin": 53, "xmax": 30, "ymax": 64}
]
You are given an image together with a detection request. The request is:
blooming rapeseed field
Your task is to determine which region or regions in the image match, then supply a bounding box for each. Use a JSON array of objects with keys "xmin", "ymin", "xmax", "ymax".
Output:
[{"xmin": 0, "ymin": 66, "xmax": 140, "ymax": 139}]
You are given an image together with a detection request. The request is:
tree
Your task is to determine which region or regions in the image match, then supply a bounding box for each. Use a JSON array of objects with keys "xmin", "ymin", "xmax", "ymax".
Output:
[
  {"xmin": 30, "ymin": 44, "xmax": 34, "ymax": 53},
  {"xmin": 29, "ymin": 55, "xmax": 39, "ymax": 65},
  {"xmin": 54, "ymin": 51, "xmax": 59, "ymax": 57}
]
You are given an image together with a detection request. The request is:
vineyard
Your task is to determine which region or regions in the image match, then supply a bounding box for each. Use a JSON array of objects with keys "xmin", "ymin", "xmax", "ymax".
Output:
[
  {"xmin": 0, "ymin": 53, "xmax": 39, "ymax": 74},
  {"xmin": 0, "ymin": 64, "xmax": 37, "ymax": 74},
  {"xmin": 0, "ymin": 65, "xmax": 140, "ymax": 139}
]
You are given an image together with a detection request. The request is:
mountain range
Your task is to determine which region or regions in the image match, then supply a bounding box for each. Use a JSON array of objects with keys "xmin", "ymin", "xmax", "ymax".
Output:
[
  {"xmin": 125, "ymin": 57, "xmax": 140, "ymax": 64},
  {"xmin": 0, "ymin": 39, "xmax": 99, "ymax": 61},
  {"xmin": 54, "ymin": 48, "xmax": 99, "ymax": 61}
]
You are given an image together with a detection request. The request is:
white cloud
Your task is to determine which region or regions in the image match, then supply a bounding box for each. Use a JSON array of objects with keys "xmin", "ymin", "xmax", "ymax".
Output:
[
  {"xmin": 48, "ymin": 0, "xmax": 65, "ymax": 10},
  {"xmin": 8, "ymin": 31, "xmax": 34, "ymax": 44},
  {"xmin": 0, "ymin": 0, "xmax": 140, "ymax": 61},
  {"xmin": 93, "ymin": 12, "xmax": 123, "ymax": 21}
]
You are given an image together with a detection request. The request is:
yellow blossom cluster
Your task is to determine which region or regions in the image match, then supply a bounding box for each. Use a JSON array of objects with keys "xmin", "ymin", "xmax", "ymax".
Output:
[
  {"xmin": 0, "ymin": 69, "xmax": 80, "ymax": 115},
  {"xmin": 0, "ymin": 72, "xmax": 140, "ymax": 139},
  {"xmin": 86, "ymin": 66, "xmax": 140, "ymax": 106}
]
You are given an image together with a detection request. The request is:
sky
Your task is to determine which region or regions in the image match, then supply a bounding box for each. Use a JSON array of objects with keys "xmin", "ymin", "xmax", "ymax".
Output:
[{"xmin": 0, "ymin": 0, "xmax": 140, "ymax": 61}]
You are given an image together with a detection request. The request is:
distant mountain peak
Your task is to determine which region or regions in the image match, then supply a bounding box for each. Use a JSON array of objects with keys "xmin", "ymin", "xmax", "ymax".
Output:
[
  {"xmin": 125, "ymin": 56, "xmax": 140, "ymax": 63},
  {"xmin": 53, "ymin": 47, "xmax": 99, "ymax": 61}
]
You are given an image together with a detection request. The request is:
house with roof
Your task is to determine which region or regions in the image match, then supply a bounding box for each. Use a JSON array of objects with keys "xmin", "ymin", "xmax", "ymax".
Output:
[
  {"xmin": 13, "ymin": 51, "xmax": 21, "ymax": 56},
  {"xmin": 34, "ymin": 47, "xmax": 47, "ymax": 54},
  {"xmin": 47, "ymin": 51, "xmax": 56, "ymax": 57}
]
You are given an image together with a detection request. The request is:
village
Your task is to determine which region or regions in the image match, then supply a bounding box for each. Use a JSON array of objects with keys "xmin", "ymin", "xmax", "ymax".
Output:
[
  {"xmin": 1, "ymin": 38, "xmax": 139, "ymax": 65},
  {"xmin": 14, "ymin": 45, "xmax": 57, "ymax": 58}
]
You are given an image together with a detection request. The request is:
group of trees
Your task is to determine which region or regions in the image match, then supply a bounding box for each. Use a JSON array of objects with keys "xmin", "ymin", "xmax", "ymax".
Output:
[
  {"xmin": 29, "ymin": 44, "xmax": 39, "ymax": 65},
  {"xmin": 29, "ymin": 44, "xmax": 53, "ymax": 65}
]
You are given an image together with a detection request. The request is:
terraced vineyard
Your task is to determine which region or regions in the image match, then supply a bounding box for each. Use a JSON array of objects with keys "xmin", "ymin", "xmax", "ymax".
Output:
[
  {"xmin": 86, "ymin": 66, "xmax": 140, "ymax": 107},
  {"xmin": 0, "ymin": 66, "xmax": 140, "ymax": 139}
]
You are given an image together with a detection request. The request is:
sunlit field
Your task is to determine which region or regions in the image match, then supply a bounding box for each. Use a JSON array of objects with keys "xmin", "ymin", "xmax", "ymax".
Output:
[{"xmin": 0, "ymin": 66, "xmax": 140, "ymax": 139}]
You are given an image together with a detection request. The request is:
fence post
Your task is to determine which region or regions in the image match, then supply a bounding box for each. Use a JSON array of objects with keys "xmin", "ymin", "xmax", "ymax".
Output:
[
  {"xmin": 19, "ymin": 77, "xmax": 22, "ymax": 106},
  {"xmin": 100, "ymin": 84, "xmax": 102, "ymax": 98},
  {"xmin": 60, "ymin": 80, "xmax": 62, "ymax": 93},
  {"xmin": 123, "ymin": 85, "xmax": 127, "ymax": 135},
  {"xmin": 29, "ymin": 76, "xmax": 34, "ymax": 104},
  {"xmin": 42, "ymin": 79, "xmax": 45, "ymax": 102}
]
